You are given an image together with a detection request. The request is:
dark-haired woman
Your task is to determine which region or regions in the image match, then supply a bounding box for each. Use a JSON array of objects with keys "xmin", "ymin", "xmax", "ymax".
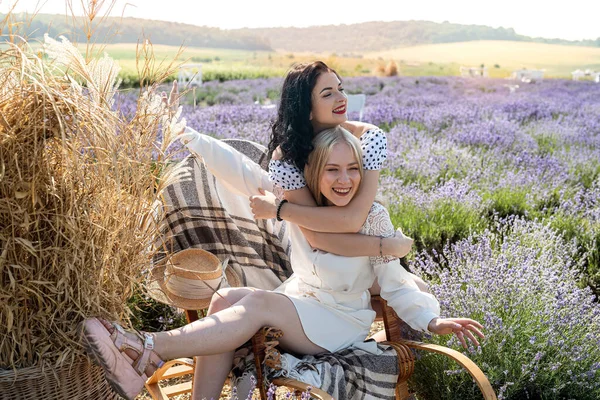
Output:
[{"xmin": 253, "ymin": 61, "xmax": 410, "ymax": 260}]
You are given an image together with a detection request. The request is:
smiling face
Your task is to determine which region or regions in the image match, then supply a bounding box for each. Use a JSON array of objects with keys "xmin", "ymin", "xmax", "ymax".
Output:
[
  {"xmin": 305, "ymin": 126, "xmax": 363, "ymax": 206},
  {"xmin": 318, "ymin": 142, "xmax": 361, "ymax": 207},
  {"xmin": 310, "ymin": 71, "xmax": 348, "ymax": 133}
]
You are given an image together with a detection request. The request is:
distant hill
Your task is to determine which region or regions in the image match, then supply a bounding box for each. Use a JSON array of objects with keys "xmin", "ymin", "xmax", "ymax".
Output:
[
  {"xmin": 1, "ymin": 13, "xmax": 272, "ymax": 51},
  {"xmin": 235, "ymin": 21, "xmax": 600, "ymax": 53},
  {"xmin": 3, "ymin": 13, "xmax": 599, "ymax": 54}
]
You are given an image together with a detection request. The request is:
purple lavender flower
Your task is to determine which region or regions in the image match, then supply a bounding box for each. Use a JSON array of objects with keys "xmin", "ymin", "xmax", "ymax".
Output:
[
  {"xmin": 266, "ymin": 383, "xmax": 277, "ymax": 400},
  {"xmin": 410, "ymin": 218, "xmax": 600, "ymax": 399}
]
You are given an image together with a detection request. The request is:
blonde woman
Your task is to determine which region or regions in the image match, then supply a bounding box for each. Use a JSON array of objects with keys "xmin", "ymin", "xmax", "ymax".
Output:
[{"xmin": 82, "ymin": 127, "xmax": 484, "ymax": 400}]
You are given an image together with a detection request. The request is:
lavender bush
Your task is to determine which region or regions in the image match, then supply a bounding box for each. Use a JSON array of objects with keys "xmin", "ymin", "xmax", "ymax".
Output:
[
  {"xmin": 386, "ymin": 178, "xmax": 488, "ymax": 260},
  {"xmin": 409, "ymin": 218, "xmax": 600, "ymax": 399}
]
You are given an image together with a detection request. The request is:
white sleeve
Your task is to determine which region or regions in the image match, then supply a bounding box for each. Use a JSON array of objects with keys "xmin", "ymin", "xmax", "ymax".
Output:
[
  {"xmin": 179, "ymin": 127, "xmax": 273, "ymax": 197},
  {"xmin": 374, "ymin": 259, "xmax": 440, "ymax": 333},
  {"xmin": 362, "ymin": 203, "xmax": 440, "ymax": 332}
]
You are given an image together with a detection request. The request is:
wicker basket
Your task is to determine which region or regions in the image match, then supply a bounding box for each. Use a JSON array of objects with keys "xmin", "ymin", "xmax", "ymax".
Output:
[{"xmin": 0, "ymin": 357, "xmax": 119, "ymax": 400}]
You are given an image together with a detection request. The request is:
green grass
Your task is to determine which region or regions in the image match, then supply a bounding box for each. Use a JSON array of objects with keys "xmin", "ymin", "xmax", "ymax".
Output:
[
  {"xmin": 389, "ymin": 199, "xmax": 486, "ymax": 260},
  {"xmin": 572, "ymin": 162, "xmax": 600, "ymax": 189},
  {"xmin": 484, "ymin": 187, "xmax": 530, "ymax": 219},
  {"xmin": 548, "ymin": 214, "xmax": 600, "ymax": 293},
  {"xmin": 77, "ymin": 40, "xmax": 600, "ymax": 85},
  {"xmin": 94, "ymin": 44, "xmax": 289, "ymax": 85},
  {"xmin": 12, "ymin": 39, "xmax": 600, "ymax": 83},
  {"xmin": 534, "ymin": 134, "xmax": 560, "ymax": 156}
]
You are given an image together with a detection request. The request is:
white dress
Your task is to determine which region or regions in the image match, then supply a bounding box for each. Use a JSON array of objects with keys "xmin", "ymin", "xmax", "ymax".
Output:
[{"xmin": 273, "ymin": 202, "xmax": 440, "ymax": 352}]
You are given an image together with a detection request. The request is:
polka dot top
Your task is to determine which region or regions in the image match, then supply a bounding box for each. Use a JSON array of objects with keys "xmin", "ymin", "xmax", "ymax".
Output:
[
  {"xmin": 268, "ymin": 159, "xmax": 307, "ymax": 191},
  {"xmin": 269, "ymin": 128, "xmax": 387, "ymax": 191},
  {"xmin": 359, "ymin": 128, "xmax": 387, "ymax": 171}
]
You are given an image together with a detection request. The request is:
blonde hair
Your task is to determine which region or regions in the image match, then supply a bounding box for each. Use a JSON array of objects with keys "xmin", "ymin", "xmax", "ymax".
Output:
[{"xmin": 304, "ymin": 126, "xmax": 364, "ymax": 206}]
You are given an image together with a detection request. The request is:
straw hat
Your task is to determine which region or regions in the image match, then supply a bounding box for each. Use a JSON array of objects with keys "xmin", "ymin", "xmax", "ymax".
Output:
[{"xmin": 146, "ymin": 248, "xmax": 242, "ymax": 310}]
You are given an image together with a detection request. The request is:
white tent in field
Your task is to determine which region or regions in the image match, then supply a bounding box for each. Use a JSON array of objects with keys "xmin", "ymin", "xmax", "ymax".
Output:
[
  {"xmin": 511, "ymin": 69, "xmax": 544, "ymax": 83},
  {"xmin": 572, "ymin": 69, "xmax": 600, "ymax": 82},
  {"xmin": 572, "ymin": 69, "xmax": 586, "ymax": 80}
]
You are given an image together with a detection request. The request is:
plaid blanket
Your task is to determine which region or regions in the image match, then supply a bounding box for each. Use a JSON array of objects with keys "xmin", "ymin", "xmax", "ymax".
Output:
[
  {"xmin": 157, "ymin": 134, "xmax": 401, "ymax": 399},
  {"xmin": 156, "ymin": 138, "xmax": 291, "ymax": 289},
  {"xmin": 231, "ymin": 342, "xmax": 401, "ymax": 400}
]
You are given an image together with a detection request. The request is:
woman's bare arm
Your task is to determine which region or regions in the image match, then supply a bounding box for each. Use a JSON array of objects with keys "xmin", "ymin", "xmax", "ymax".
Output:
[
  {"xmin": 340, "ymin": 121, "xmax": 377, "ymax": 137},
  {"xmin": 255, "ymin": 123, "xmax": 387, "ymax": 255},
  {"xmin": 278, "ymin": 170, "xmax": 380, "ymax": 233},
  {"xmin": 258, "ymin": 143, "xmax": 380, "ymax": 232},
  {"xmin": 303, "ymin": 228, "xmax": 412, "ymax": 257},
  {"xmin": 252, "ymin": 185, "xmax": 410, "ymax": 257},
  {"xmin": 277, "ymin": 121, "xmax": 383, "ymax": 232}
]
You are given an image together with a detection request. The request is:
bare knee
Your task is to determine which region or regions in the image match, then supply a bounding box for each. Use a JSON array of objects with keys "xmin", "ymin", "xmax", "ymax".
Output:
[
  {"xmin": 239, "ymin": 290, "xmax": 281, "ymax": 323},
  {"xmin": 242, "ymin": 290, "xmax": 270, "ymax": 309},
  {"xmin": 207, "ymin": 287, "xmax": 257, "ymax": 315},
  {"xmin": 207, "ymin": 288, "xmax": 240, "ymax": 315}
]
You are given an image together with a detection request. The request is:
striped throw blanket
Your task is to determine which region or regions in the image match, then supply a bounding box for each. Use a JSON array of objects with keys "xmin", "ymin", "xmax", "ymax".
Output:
[
  {"xmin": 156, "ymin": 135, "xmax": 401, "ymax": 399},
  {"xmin": 156, "ymin": 139, "xmax": 292, "ymax": 289}
]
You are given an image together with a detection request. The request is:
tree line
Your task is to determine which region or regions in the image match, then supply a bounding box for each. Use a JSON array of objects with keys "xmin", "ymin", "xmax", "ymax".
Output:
[{"xmin": 4, "ymin": 13, "xmax": 598, "ymax": 53}]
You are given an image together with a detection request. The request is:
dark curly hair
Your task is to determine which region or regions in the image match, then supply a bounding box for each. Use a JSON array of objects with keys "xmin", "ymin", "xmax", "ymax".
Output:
[{"xmin": 267, "ymin": 61, "xmax": 341, "ymax": 171}]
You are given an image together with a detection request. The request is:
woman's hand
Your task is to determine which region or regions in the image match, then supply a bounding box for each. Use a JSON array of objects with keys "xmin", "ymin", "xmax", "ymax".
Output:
[
  {"xmin": 387, "ymin": 228, "xmax": 414, "ymax": 258},
  {"xmin": 427, "ymin": 317, "xmax": 485, "ymax": 349},
  {"xmin": 249, "ymin": 189, "xmax": 279, "ymax": 219}
]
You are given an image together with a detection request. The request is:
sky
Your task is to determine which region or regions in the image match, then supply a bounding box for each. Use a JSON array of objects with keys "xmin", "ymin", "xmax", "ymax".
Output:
[{"xmin": 2, "ymin": 0, "xmax": 600, "ymax": 41}]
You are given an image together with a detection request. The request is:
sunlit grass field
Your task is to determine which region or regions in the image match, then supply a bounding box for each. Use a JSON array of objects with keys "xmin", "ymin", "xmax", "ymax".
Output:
[
  {"xmin": 101, "ymin": 43, "xmax": 382, "ymax": 79},
  {"xmin": 97, "ymin": 40, "xmax": 600, "ymax": 82},
  {"xmin": 4, "ymin": 37, "xmax": 599, "ymax": 81},
  {"xmin": 368, "ymin": 40, "xmax": 600, "ymax": 78},
  {"xmin": 104, "ymin": 44, "xmax": 481, "ymax": 80}
]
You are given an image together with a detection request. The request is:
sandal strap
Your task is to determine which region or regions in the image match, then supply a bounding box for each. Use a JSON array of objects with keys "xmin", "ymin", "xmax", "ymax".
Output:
[
  {"xmin": 133, "ymin": 333, "xmax": 156, "ymax": 376},
  {"xmin": 110, "ymin": 323, "xmax": 144, "ymax": 353},
  {"xmin": 109, "ymin": 322, "xmax": 163, "ymax": 377}
]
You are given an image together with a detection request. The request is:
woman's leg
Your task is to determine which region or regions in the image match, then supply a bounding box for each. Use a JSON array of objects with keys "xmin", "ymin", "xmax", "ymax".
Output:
[
  {"xmin": 91, "ymin": 289, "xmax": 324, "ymax": 399},
  {"xmin": 153, "ymin": 290, "xmax": 325, "ymax": 359},
  {"xmin": 192, "ymin": 287, "xmax": 256, "ymax": 400}
]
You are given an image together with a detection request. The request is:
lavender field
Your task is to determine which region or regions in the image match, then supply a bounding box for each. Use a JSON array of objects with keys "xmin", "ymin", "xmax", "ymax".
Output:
[{"xmin": 119, "ymin": 77, "xmax": 600, "ymax": 399}]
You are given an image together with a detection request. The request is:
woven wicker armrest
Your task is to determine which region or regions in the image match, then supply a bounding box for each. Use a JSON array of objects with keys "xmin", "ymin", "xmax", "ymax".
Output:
[
  {"xmin": 372, "ymin": 295, "xmax": 497, "ymax": 400},
  {"xmin": 400, "ymin": 340, "xmax": 497, "ymax": 400},
  {"xmin": 251, "ymin": 326, "xmax": 282, "ymax": 399}
]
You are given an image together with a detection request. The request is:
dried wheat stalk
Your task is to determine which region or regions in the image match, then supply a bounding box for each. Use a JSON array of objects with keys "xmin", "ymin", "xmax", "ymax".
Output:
[{"xmin": 0, "ymin": 34, "xmax": 189, "ymax": 370}]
